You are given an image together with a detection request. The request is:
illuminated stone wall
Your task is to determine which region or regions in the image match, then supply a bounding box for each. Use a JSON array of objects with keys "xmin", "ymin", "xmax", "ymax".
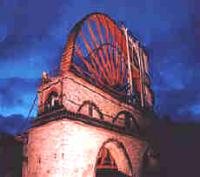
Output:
[
  {"xmin": 24, "ymin": 70, "xmax": 150, "ymax": 177},
  {"xmin": 37, "ymin": 72, "xmax": 146, "ymax": 129},
  {"xmin": 24, "ymin": 119, "xmax": 147, "ymax": 177}
]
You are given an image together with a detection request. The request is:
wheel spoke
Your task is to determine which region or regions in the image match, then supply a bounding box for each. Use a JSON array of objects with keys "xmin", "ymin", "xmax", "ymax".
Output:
[
  {"xmin": 86, "ymin": 20, "xmax": 111, "ymax": 83},
  {"xmin": 70, "ymin": 13, "xmax": 141, "ymax": 99}
]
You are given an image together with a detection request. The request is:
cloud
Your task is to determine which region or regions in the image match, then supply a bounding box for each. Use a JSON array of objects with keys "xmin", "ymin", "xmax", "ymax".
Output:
[
  {"xmin": 176, "ymin": 103, "xmax": 200, "ymax": 122},
  {"xmin": 190, "ymin": 105, "xmax": 200, "ymax": 116},
  {"xmin": 0, "ymin": 0, "xmax": 68, "ymax": 79},
  {"xmin": 0, "ymin": 77, "xmax": 39, "ymax": 116},
  {"xmin": 154, "ymin": 86, "xmax": 200, "ymax": 122},
  {"xmin": 0, "ymin": 114, "xmax": 32, "ymax": 135}
]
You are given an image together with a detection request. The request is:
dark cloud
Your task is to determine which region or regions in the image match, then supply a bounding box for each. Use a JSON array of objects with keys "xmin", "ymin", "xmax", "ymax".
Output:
[
  {"xmin": 0, "ymin": 78, "xmax": 39, "ymax": 118},
  {"xmin": 0, "ymin": 0, "xmax": 67, "ymax": 75},
  {"xmin": 154, "ymin": 86, "xmax": 200, "ymax": 122},
  {"xmin": 0, "ymin": 77, "xmax": 39, "ymax": 108},
  {"xmin": 0, "ymin": 114, "xmax": 32, "ymax": 135}
]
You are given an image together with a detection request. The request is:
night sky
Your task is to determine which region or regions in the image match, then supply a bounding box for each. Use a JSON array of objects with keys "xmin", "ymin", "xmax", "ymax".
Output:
[{"xmin": 0, "ymin": 0, "xmax": 200, "ymax": 132}]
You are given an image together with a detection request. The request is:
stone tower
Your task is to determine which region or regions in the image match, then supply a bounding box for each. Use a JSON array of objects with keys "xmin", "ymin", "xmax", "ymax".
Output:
[{"xmin": 22, "ymin": 13, "xmax": 155, "ymax": 177}]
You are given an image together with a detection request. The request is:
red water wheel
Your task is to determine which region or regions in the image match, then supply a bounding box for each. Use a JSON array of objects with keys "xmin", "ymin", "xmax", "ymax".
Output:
[{"xmin": 60, "ymin": 13, "xmax": 140, "ymax": 101}]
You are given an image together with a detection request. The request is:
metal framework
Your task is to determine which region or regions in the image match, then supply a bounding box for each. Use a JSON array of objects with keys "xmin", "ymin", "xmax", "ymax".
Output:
[{"xmin": 60, "ymin": 12, "xmax": 154, "ymax": 108}]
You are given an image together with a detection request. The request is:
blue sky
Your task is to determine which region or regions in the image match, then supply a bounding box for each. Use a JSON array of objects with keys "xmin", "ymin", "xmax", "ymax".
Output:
[{"xmin": 0, "ymin": 0, "xmax": 200, "ymax": 125}]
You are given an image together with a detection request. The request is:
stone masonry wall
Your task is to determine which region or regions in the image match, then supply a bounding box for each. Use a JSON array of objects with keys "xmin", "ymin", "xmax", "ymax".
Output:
[
  {"xmin": 24, "ymin": 119, "xmax": 147, "ymax": 177},
  {"xmin": 38, "ymin": 72, "xmax": 144, "ymax": 128}
]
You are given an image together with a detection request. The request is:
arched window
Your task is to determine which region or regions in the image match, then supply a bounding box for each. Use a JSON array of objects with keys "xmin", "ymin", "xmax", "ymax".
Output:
[
  {"xmin": 96, "ymin": 140, "xmax": 132, "ymax": 177},
  {"xmin": 44, "ymin": 92, "xmax": 60, "ymax": 112},
  {"xmin": 113, "ymin": 111, "xmax": 140, "ymax": 133},
  {"xmin": 77, "ymin": 101, "xmax": 103, "ymax": 119},
  {"xmin": 96, "ymin": 147, "xmax": 117, "ymax": 170}
]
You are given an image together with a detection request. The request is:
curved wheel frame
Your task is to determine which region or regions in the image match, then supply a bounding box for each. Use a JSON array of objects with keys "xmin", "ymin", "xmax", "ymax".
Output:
[{"xmin": 60, "ymin": 12, "xmax": 153, "ymax": 107}]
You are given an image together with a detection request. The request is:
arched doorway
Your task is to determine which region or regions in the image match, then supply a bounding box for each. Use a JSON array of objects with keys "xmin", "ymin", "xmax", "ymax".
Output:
[
  {"xmin": 44, "ymin": 91, "xmax": 60, "ymax": 112},
  {"xmin": 95, "ymin": 140, "xmax": 132, "ymax": 177}
]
